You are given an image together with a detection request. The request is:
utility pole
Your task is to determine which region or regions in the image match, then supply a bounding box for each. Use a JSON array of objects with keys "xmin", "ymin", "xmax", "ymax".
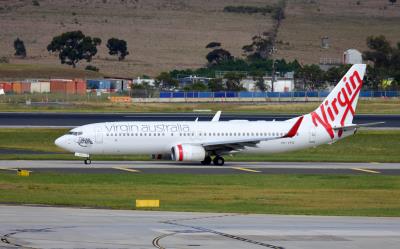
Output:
[{"xmin": 270, "ymin": 46, "xmax": 277, "ymax": 92}]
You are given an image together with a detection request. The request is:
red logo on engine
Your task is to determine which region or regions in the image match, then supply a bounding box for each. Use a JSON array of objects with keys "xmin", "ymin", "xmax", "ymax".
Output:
[{"xmin": 311, "ymin": 70, "xmax": 363, "ymax": 139}]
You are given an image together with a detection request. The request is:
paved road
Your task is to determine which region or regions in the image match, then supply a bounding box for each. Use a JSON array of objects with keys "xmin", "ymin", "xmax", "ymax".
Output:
[
  {"xmin": 1, "ymin": 205, "xmax": 399, "ymax": 249},
  {"xmin": 0, "ymin": 112, "xmax": 397, "ymax": 127},
  {"xmin": 1, "ymin": 161, "xmax": 399, "ymax": 175}
]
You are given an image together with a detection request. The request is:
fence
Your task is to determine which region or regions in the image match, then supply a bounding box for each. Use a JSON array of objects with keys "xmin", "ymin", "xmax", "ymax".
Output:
[{"xmin": 159, "ymin": 91, "xmax": 400, "ymax": 99}]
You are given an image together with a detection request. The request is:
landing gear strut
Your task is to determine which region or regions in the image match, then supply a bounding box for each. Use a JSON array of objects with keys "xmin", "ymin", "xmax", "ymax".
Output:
[
  {"xmin": 213, "ymin": 156, "xmax": 224, "ymax": 166},
  {"xmin": 84, "ymin": 158, "xmax": 92, "ymax": 165},
  {"xmin": 201, "ymin": 155, "xmax": 212, "ymax": 165}
]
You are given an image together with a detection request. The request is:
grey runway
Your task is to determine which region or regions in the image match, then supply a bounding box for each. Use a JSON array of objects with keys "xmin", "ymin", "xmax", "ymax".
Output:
[
  {"xmin": 1, "ymin": 160, "xmax": 400, "ymax": 175},
  {"xmin": 0, "ymin": 112, "xmax": 397, "ymax": 128},
  {"xmin": 1, "ymin": 205, "xmax": 399, "ymax": 249}
]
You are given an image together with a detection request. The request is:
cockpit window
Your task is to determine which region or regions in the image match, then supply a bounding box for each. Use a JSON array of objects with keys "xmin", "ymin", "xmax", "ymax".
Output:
[{"xmin": 67, "ymin": 131, "xmax": 83, "ymax": 136}]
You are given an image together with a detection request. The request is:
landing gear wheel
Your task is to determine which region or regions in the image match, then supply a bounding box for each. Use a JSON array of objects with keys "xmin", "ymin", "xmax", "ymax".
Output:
[
  {"xmin": 213, "ymin": 156, "xmax": 224, "ymax": 166},
  {"xmin": 84, "ymin": 159, "xmax": 92, "ymax": 165},
  {"xmin": 201, "ymin": 156, "xmax": 212, "ymax": 165}
]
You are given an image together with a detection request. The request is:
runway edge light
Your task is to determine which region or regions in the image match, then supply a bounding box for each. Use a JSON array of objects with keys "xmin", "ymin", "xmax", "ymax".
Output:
[
  {"xmin": 17, "ymin": 169, "xmax": 30, "ymax": 177},
  {"xmin": 136, "ymin": 200, "xmax": 160, "ymax": 208}
]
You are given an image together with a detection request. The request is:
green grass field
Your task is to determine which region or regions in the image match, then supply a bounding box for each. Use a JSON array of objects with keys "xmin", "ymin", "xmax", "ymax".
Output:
[
  {"xmin": 1, "ymin": 173, "xmax": 400, "ymax": 216},
  {"xmin": 0, "ymin": 128, "xmax": 399, "ymax": 162},
  {"xmin": 0, "ymin": 99, "xmax": 399, "ymax": 114}
]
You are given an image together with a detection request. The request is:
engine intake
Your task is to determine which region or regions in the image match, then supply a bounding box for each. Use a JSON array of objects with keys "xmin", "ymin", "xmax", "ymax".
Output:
[{"xmin": 171, "ymin": 144, "xmax": 206, "ymax": 162}]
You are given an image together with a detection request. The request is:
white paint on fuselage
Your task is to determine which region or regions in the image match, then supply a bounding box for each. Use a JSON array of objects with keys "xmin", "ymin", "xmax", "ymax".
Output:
[{"xmin": 55, "ymin": 113, "xmax": 354, "ymax": 156}]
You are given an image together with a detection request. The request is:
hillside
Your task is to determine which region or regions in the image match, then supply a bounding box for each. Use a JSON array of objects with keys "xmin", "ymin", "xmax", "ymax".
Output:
[
  {"xmin": 275, "ymin": 0, "xmax": 400, "ymax": 64},
  {"xmin": 0, "ymin": 0, "xmax": 399, "ymax": 78},
  {"xmin": 0, "ymin": 0, "xmax": 276, "ymax": 77}
]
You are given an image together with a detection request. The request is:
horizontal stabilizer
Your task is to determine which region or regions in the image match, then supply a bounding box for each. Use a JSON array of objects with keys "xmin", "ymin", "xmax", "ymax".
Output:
[{"xmin": 332, "ymin": 122, "xmax": 385, "ymax": 131}]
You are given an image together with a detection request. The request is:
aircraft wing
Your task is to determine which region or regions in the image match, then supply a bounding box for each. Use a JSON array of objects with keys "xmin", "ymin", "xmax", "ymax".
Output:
[{"xmin": 198, "ymin": 116, "xmax": 303, "ymax": 155}]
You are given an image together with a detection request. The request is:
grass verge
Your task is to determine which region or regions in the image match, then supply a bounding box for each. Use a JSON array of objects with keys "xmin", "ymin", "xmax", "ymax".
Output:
[
  {"xmin": 0, "ymin": 173, "xmax": 399, "ymax": 216},
  {"xmin": 0, "ymin": 99, "xmax": 399, "ymax": 114},
  {"xmin": 0, "ymin": 129, "xmax": 399, "ymax": 162}
]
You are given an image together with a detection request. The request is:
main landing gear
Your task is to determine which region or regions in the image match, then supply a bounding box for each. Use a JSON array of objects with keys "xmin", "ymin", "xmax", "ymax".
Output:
[
  {"xmin": 201, "ymin": 155, "xmax": 224, "ymax": 166},
  {"xmin": 213, "ymin": 156, "xmax": 224, "ymax": 166},
  {"xmin": 84, "ymin": 158, "xmax": 92, "ymax": 165},
  {"xmin": 201, "ymin": 156, "xmax": 212, "ymax": 165}
]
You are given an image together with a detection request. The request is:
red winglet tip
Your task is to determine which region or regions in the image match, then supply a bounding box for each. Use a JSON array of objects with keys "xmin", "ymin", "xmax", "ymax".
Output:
[{"xmin": 283, "ymin": 116, "xmax": 303, "ymax": 138}]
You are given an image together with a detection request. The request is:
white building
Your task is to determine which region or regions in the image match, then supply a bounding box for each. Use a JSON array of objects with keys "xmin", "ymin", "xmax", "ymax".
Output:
[
  {"xmin": 240, "ymin": 76, "xmax": 294, "ymax": 92},
  {"xmin": 265, "ymin": 78, "xmax": 294, "ymax": 92},
  {"xmin": 133, "ymin": 77, "xmax": 155, "ymax": 87},
  {"xmin": 241, "ymin": 79, "xmax": 258, "ymax": 92},
  {"xmin": 343, "ymin": 49, "xmax": 362, "ymax": 64}
]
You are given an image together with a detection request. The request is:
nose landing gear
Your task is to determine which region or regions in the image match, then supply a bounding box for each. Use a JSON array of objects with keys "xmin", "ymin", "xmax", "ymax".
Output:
[{"xmin": 84, "ymin": 158, "xmax": 92, "ymax": 165}]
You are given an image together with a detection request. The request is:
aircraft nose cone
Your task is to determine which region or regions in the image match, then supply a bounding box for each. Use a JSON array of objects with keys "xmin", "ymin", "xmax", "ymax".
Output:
[{"xmin": 54, "ymin": 136, "xmax": 65, "ymax": 148}]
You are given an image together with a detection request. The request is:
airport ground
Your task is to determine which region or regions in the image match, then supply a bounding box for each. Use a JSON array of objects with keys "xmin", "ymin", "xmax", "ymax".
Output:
[
  {"xmin": 0, "ymin": 110, "xmax": 399, "ymax": 249},
  {"xmin": 1, "ymin": 205, "xmax": 400, "ymax": 249}
]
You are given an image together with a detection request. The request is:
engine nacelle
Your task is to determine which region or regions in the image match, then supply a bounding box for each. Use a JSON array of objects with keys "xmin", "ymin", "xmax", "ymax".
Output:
[
  {"xmin": 171, "ymin": 144, "xmax": 206, "ymax": 162},
  {"xmin": 151, "ymin": 154, "xmax": 172, "ymax": 160}
]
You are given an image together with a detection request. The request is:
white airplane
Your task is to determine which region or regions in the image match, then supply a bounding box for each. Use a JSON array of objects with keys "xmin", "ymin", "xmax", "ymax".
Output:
[{"xmin": 55, "ymin": 64, "xmax": 381, "ymax": 165}]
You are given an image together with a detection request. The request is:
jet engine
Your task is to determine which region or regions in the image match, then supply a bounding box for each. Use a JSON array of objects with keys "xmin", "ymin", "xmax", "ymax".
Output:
[{"xmin": 171, "ymin": 144, "xmax": 206, "ymax": 162}]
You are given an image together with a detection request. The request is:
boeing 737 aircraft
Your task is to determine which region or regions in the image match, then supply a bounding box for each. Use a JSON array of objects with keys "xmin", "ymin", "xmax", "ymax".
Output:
[{"xmin": 55, "ymin": 64, "xmax": 380, "ymax": 166}]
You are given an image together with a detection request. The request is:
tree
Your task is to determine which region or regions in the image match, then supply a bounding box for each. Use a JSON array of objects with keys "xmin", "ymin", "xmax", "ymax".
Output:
[
  {"xmin": 184, "ymin": 82, "xmax": 208, "ymax": 91},
  {"xmin": 363, "ymin": 35, "xmax": 400, "ymax": 89},
  {"xmin": 364, "ymin": 35, "xmax": 392, "ymax": 68},
  {"xmin": 156, "ymin": 72, "xmax": 179, "ymax": 90},
  {"xmin": 242, "ymin": 33, "xmax": 273, "ymax": 60},
  {"xmin": 206, "ymin": 48, "xmax": 233, "ymax": 66},
  {"xmin": 324, "ymin": 64, "xmax": 351, "ymax": 85},
  {"xmin": 224, "ymin": 72, "xmax": 245, "ymax": 91},
  {"xmin": 255, "ymin": 77, "xmax": 266, "ymax": 92},
  {"xmin": 208, "ymin": 78, "xmax": 225, "ymax": 92},
  {"xmin": 295, "ymin": 64, "xmax": 325, "ymax": 90},
  {"xmin": 106, "ymin": 38, "xmax": 129, "ymax": 61},
  {"xmin": 47, "ymin": 31, "xmax": 101, "ymax": 68},
  {"xmin": 205, "ymin": 42, "xmax": 221, "ymax": 49},
  {"xmin": 14, "ymin": 38, "xmax": 26, "ymax": 58}
]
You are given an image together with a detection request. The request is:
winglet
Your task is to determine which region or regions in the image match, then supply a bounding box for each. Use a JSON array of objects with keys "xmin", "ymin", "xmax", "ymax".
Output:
[
  {"xmin": 211, "ymin": 111, "xmax": 221, "ymax": 122},
  {"xmin": 283, "ymin": 116, "xmax": 303, "ymax": 138}
]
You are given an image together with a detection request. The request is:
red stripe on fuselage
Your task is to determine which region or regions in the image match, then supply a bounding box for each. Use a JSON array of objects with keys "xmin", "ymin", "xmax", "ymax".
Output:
[{"xmin": 177, "ymin": 144, "xmax": 183, "ymax": 161}]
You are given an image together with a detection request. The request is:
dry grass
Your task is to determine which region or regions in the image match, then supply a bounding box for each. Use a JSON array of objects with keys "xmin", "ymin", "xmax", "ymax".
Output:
[
  {"xmin": 0, "ymin": 0, "xmax": 275, "ymax": 77},
  {"xmin": 1, "ymin": 0, "xmax": 399, "ymax": 78},
  {"xmin": 276, "ymin": 0, "xmax": 400, "ymax": 64},
  {"xmin": 0, "ymin": 64, "xmax": 101, "ymax": 79}
]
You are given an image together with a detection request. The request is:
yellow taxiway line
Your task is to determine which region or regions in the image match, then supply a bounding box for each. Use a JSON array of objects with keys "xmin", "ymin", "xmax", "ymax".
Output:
[
  {"xmin": 352, "ymin": 168, "xmax": 381, "ymax": 174},
  {"xmin": 112, "ymin": 167, "xmax": 140, "ymax": 173},
  {"xmin": 231, "ymin": 167, "xmax": 261, "ymax": 173}
]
